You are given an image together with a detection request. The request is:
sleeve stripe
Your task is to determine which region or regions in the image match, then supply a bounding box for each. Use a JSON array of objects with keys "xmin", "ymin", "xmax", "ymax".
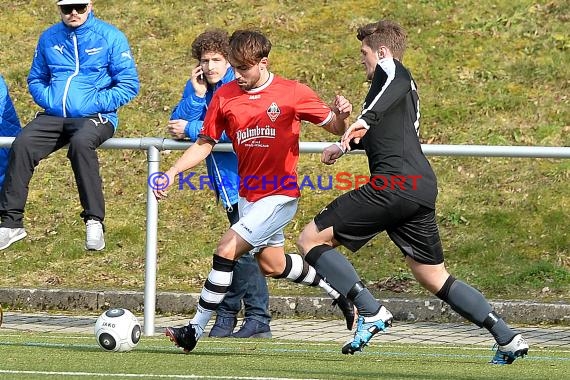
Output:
[
  {"xmin": 360, "ymin": 58, "xmax": 396, "ymax": 118},
  {"xmin": 197, "ymin": 134, "xmax": 218, "ymax": 144},
  {"xmin": 316, "ymin": 110, "xmax": 334, "ymax": 127}
]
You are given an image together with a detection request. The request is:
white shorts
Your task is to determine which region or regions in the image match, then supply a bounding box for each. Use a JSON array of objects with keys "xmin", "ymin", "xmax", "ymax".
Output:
[{"xmin": 231, "ymin": 195, "xmax": 299, "ymax": 254}]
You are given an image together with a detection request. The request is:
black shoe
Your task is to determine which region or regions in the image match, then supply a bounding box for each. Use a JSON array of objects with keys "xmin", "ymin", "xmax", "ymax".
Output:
[
  {"xmin": 231, "ymin": 319, "xmax": 272, "ymax": 338},
  {"xmin": 332, "ymin": 295, "xmax": 357, "ymax": 330},
  {"xmin": 165, "ymin": 325, "xmax": 199, "ymax": 353},
  {"xmin": 209, "ymin": 315, "xmax": 237, "ymax": 338}
]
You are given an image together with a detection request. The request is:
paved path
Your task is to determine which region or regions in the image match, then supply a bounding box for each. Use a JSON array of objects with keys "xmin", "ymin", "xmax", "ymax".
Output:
[{"xmin": 2, "ymin": 311, "xmax": 569, "ymax": 348}]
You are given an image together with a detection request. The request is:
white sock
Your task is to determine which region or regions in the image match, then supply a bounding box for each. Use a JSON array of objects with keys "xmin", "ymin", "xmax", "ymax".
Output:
[
  {"xmin": 190, "ymin": 306, "xmax": 211, "ymax": 338},
  {"xmin": 190, "ymin": 268, "xmax": 233, "ymax": 333},
  {"xmin": 284, "ymin": 254, "xmax": 340, "ymax": 300}
]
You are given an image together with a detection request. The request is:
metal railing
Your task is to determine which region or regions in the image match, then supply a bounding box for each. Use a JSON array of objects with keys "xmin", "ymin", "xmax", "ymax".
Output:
[{"xmin": 1, "ymin": 136, "xmax": 569, "ymax": 335}]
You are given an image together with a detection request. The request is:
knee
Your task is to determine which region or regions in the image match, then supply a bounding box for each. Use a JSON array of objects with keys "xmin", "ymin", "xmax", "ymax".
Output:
[
  {"xmin": 411, "ymin": 267, "xmax": 449, "ymax": 295},
  {"xmin": 296, "ymin": 224, "xmax": 315, "ymax": 255},
  {"xmin": 68, "ymin": 136, "xmax": 95, "ymax": 154},
  {"xmin": 215, "ymin": 245, "xmax": 236, "ymax": 261},
  {"xmin": 10, "ymin": 134, "xmax": 31, "ymax": 154},
  {"xmin": 256, "ymin": 256, "xmax": 283, "ymax": 278},
  {"xmin": 297, "ymin": 221, "xmax": 331, "ymax": 255},
  {"xmin": 257, "ymin": 261, "xmax": 274, "ymax": 277}
]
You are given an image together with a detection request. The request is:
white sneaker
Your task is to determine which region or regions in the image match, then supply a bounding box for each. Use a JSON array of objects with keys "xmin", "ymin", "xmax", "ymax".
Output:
[
  {"xmin": 85, "ymin": 220, "xmax": 105, "ymax": 251},
  {"xmin": 0, "ymin": 227, "xmax": 27, "ymax": 250}
]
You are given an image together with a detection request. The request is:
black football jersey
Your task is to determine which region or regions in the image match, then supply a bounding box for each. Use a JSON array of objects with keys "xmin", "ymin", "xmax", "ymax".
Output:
[{"xmin": 353, "ymin": 58, "xmax": 438, "ymax": 209}]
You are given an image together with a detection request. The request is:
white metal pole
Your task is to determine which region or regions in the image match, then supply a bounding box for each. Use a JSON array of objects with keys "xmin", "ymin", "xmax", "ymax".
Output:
[
  {"xmin": 2, "ymin": 137, "xmax": 570, "ymax": 158},
  {"xmin": 143, "ymin": 145, "xmax": 160, "ymax": 336}
]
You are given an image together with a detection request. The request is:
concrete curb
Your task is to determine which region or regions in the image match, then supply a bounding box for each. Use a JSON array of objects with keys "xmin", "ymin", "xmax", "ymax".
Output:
[{"xmin": 0, "ymin": 288, "xmax": 568, "ymax": 325}]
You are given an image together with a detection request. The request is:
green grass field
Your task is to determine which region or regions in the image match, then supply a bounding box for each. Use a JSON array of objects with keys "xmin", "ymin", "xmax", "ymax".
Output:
[{"xmin": 1, "ymin": 332, "xmax": 568, "ymax": 380}]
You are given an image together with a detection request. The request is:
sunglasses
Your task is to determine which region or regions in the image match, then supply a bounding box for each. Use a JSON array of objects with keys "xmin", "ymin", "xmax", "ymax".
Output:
[{"xmin": 60, "ymin": 4, "xmax": 89, "ymax": 15}]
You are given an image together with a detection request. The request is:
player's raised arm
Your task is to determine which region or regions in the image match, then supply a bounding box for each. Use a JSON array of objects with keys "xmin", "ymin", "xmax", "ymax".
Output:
[{"xmin": 322, "ymin": 94, "xmax": 352, "ymax": 136}]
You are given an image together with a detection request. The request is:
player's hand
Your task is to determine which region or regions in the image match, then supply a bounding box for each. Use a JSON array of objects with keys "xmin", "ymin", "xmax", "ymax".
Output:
[
  {"xmin": 152, "ymin": 169, "xmax": 177, "ymax": 201},
  {"xmin": 190, "ymin": 66, "xmax": 207, "ymax": 98},
  {"xmin": 333, "ymin": 94, "xmax": 352, "ymax": 120},
  {"xmin": 321, "ymin": 143, "xmax": 344, "ymax": 165},
  {"xmin": 167, "ymin": 119, "xmax": 188, "ymax": 140},
  {"xmin": 341, "ymin": 120, "xmax": 368, "ymax": 151}
]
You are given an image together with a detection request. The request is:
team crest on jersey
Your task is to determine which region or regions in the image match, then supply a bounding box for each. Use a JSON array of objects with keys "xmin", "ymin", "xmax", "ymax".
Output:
[{"xmin": 267, "ymin": 102, "xmax": 280, "ymax": 122}]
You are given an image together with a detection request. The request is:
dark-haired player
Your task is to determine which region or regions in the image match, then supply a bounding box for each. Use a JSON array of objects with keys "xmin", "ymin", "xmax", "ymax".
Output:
[
  {"xmin": 155, "ymin": 29, "xmax": 355, "ymax": 353},
  {"xmin": 296, "ymin": 19, "xmax": 529, "ymax": 364}
]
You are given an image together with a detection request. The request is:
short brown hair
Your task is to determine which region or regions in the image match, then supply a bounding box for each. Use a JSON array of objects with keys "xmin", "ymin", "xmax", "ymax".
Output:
[
  {"xmin": 228, "ymin": 30, "xmax": 272, "ymax": 68},
  {"xmin": 357, "ymin": 20, "xmax": 407, "ymax": 60},
  {"xmin": 191, "ymin": 28, "xmax": 230, "ymax": 61}
]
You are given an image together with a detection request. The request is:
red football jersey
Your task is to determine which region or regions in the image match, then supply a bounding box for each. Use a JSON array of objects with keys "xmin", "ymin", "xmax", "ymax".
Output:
[{"xmin": 201, "ymin": 73, "xmax": 333, "ymax": 201}]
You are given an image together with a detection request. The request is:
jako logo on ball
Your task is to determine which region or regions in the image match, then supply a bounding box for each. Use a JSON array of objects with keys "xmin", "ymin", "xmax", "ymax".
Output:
[{"xmin": 94, "ymin": 308, "xmax": 141, "ymax": 352}]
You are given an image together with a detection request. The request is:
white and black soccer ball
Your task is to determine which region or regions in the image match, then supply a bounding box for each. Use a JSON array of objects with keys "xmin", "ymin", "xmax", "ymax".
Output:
[{"xmin": 94, "ymin": 308, "xmax": 141, "ymax": 352}]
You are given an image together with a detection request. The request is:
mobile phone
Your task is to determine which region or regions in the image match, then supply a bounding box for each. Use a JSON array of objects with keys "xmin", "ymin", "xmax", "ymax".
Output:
[{"xmin": 198, "ymin": 72, "xmax": 204, "ymax": 81}]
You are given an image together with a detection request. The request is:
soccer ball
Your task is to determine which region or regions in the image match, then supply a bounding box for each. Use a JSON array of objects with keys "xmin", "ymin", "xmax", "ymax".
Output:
[{"xmin": 94, "ymin": 308, "xmax": 141, "ymax": 352}]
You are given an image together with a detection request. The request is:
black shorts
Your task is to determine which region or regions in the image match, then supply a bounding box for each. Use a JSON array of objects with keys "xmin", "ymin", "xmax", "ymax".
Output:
[{"xmin": 314, "ymin": 183, "xmax": 444, "ymax": 265}]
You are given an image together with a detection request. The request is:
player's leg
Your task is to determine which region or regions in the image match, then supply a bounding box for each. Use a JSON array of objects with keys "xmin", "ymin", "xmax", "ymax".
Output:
[
  {"xmin": 298, "ymin": 187, "xmax": 396, "ymax": 353},
  {"xmin": 210, "ymin": 203, "xmax": 268, "ymax": 338},
  {"xmin": 165, "ymin": 228, "xmax": 252, "ymax": 352},
  {"xmin": 236, "ymin": 195, "xmax": 355, "ymax": 330},
  {"xmin": 391, "ymin": 204, "xmax": 529, "ymax": 364},
  {"xmin": 256, "ymin": 245, "xmax": 355, "ymax": 330},
  {"xmin": 166, "ymin": 195, "xmax": 293, "ymax": 352},
  {"xmin": 229, "ymin": 197, "xmax": 272, "ymax": 340},
  {"xmin": 191, "ymin": 229, "xmax": 254, "ymax": 331},
  {"xmin": 299, "ymin": 223, "xmax": 392, "ymax": 354}
]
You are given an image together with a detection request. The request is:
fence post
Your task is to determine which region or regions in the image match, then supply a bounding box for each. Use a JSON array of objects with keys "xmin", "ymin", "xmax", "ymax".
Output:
[{"xmin": 144, "ymin": 145, "xmax": 160, "ymax": 336}]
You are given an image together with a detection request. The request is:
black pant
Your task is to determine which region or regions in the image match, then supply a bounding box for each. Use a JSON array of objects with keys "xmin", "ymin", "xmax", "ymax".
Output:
[{"xmin": 0, "ymin": 114, "xmax": 114, "ymax": 228}]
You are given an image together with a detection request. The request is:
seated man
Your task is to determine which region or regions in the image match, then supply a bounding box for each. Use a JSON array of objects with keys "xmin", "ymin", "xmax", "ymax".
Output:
[{"xmin": 0, "ymin": 0, "xmax": 139, "ymax": 251}]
